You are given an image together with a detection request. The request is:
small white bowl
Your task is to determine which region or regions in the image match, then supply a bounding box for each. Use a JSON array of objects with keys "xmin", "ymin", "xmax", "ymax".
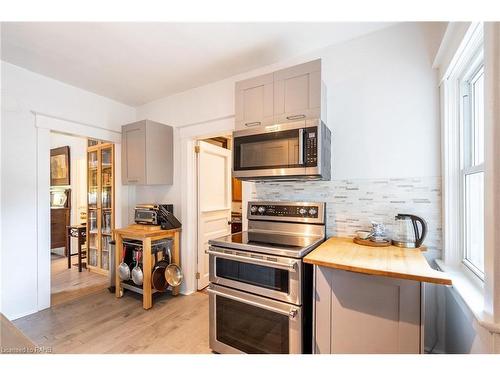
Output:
[{"xmin": 356, "ymin": 230, "xmax": 372, "ymax": 240}]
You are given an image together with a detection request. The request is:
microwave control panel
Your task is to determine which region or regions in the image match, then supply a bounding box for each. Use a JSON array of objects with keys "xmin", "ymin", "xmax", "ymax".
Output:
[{"xmin": 304, "ymin": 128, "xmax": 318, "ymax": 167}]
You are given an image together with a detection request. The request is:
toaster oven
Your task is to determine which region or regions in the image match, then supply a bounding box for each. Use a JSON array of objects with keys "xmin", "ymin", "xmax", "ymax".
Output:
[
  {"xmin": 134, "ymin": 204, "xmax": 173, "ymax": 225},
  {"xmin": 134, "ymin": 204, "xmax": 181, "ymax": 229}
]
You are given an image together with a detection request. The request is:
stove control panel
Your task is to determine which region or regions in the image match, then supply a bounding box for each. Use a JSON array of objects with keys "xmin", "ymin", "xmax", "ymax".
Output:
[{"xmin": 249, "ymin": 203, "xmax": 320, "ymax": 219}]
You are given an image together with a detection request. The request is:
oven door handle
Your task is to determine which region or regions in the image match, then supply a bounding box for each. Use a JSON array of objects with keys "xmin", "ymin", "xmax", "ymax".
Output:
[
  {"xmin": 207, "ymin": 286, "xmax": 299, "ymax": 318},
  {"xmin": 207, "ymin": 248, "xmax": 298, "ymax": 272}
]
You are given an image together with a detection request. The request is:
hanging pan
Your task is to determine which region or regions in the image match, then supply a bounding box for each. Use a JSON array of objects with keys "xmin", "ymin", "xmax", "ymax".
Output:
[
  {"xmin": 118, "ymin": 246, "xmax": 130, "ymax": 281},
  {"xmin": 151, "ymin": 246, "xmax": 171, "ymax": 292},
  {"xmin": 165, "ymin": 263, "xmax": 183, "ymax": 287},
  {"xmin": 131, "ymin": 250, "xmax": 144, "ymax": 286}
]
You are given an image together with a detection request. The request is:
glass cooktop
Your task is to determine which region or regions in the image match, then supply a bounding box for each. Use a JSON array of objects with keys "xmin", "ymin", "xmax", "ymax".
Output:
[{"xmin": 209, "ymin": 231, "xmax": 324, "ymax": 258}]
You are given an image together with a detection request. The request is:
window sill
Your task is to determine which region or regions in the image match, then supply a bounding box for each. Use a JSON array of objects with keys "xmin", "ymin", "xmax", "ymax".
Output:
[{"xmin": 435, "ymin": 259, "xmax": 500, "ymax": 334}]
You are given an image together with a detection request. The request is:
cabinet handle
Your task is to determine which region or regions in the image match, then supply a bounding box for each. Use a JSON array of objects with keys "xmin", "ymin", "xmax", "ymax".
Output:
[
  {"xmin": 286, "ymin": 114, "xmax": 306, "ymax": 120},
  {"xmin": 244, "ymin": 121, "xmax": 261, "ymax": 127},
  {"xmin": 128, "ymin": 179, "xmax": 138, "ymax": 183}
]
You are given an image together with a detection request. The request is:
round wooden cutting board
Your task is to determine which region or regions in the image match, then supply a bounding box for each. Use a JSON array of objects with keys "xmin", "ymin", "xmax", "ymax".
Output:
[{"xmin": 353, "ymin": 237, "xmax": 391, "ymax": 247}]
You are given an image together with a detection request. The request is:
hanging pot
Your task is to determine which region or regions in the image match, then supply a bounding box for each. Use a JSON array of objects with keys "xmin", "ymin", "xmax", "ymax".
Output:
[
  {"xmin": 165, "ymin": 263, "xmax": 183, "ymax": 287},
  {"xmin": 151, "ymin": 246, "xmax": 171, "ymax": 292},
  {"xmin": 131, "ymin": 250, "xmax": 144, "ymax": 286},
  {"xmin": 118, "ymin": 246, "xmax": 130, "ymax": 281}
]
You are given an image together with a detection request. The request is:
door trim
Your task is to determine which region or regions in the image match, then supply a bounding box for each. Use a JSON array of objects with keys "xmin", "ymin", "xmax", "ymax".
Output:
[
  {"xmin": 35, "ymin": 112, "xmax": 121, "ymax": 312},
  {"xmin": 178, "ymin": 116, "xmax": 236, "ymax": 296},
  {"xmin": 195, "ymin": 137, "xmax": 232, "ymax": 290}
]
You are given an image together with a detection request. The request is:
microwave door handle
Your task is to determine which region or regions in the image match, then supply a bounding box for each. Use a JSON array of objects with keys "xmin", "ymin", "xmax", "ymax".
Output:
[
  {"xmin": 207, "ymin": 248, "xmax": 298, "ymax": 272},
  {"xmin": 207, "ymin": 287, "xmax": 298, "ymax": 318},
  {"xmin": 298, "ymin": 128, "xmax": 305, "ymax": 165}
]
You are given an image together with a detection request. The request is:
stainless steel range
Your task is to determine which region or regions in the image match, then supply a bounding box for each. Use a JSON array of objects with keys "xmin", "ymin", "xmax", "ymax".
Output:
[{"xmin": 207, "ymin": 201, "xmax": 326, "ymax": 354}]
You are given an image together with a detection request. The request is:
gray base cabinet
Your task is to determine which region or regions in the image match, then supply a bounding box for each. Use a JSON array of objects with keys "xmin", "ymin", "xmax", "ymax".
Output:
[
  {"xmin": 121, "ymin": 120, "xmax": 173, "ymax": 185},
  {"xmin": 313, "ymin": 266, "xmax": 423, "ymax": 354}
]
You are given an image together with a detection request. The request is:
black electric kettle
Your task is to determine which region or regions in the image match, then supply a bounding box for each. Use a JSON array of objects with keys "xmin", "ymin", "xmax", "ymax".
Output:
[{"xmin": 391, "ymin": 214, "xmax": 427, "ymax": 248}]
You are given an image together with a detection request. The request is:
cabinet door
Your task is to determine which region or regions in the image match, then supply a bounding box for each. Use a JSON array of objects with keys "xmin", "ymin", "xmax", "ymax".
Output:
[
  {"xmin": 232, "ymin": 177, "xmax": 242, "ymax": 202},
  {"xmin": 314, "ymin": 266, "xmax": 422, "ymax": 354},
  {"xmin": 274, "ymin": 59, "xmax": 321, "ymax": 123},
  {"xmin": 329, "ymin": 269, "xmax": 421, "ymax": 354},
  {"xmin": 235, "ymin": 73, "xmax": 274, "ymax": 129},
  {"xmin": 122, "ymin": 121, "xmax": 146, "ymax": 185}
]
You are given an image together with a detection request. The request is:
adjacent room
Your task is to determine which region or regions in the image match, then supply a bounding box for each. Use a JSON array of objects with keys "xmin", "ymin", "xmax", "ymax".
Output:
[{"xmin": 49, "ymin": 133, "xmax": 112, "ymax": 307}]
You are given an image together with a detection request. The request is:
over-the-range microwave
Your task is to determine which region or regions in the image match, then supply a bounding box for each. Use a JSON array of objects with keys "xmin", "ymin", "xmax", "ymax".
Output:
[{"xmin": 232, "ymin": 119, "xmax": 331, "ymax": 181}]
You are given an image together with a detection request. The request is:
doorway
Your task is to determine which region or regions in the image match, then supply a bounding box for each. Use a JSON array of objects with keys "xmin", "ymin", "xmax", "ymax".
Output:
[
  {"xmin": 49, "ymin": 132, "xmax": 113, "ymax": 306},
  {"xmin": 195, "ymin": 134, "xmax": 242, "ymax": 290}
]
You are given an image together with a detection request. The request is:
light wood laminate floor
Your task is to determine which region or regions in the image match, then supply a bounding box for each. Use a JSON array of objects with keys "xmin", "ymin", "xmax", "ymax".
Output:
[
  {"xmin": 51, "ymin": 254, "xmax": 109, "ymax": 307},
  {"xmin": 14, "ymin": 288, "xmax": 210, "ymax": 354}
]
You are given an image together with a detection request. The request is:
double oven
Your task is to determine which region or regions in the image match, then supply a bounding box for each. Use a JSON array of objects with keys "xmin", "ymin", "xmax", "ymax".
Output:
[{"xmin": 208, "ymin": 201, "xmax": 326, "ymax": 354}]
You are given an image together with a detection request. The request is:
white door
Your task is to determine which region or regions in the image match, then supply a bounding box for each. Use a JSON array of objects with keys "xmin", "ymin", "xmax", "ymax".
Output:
[{"xmin": 197, "ymin": 141, "xmax": 232, "ymax": 290}]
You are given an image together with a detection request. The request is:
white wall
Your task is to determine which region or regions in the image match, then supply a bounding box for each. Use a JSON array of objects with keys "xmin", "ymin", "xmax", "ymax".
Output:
[
  {"xmin": 138, "ymin": 23, "xmax": 442, "ymax": 180},
  {"xmin": 134, "ymin": 23, "xmax": 444, "ymax": 299},
  {"xmin": 136, "ymin": 23, "xmax": 442, "ymax": 214},
  {"xmin": 1, "ymin": 61, "xmax": 136, "ymax": 319},
  {"xmin": 444, "ymin": 287, "xmax": 498, "ymax": 353}
]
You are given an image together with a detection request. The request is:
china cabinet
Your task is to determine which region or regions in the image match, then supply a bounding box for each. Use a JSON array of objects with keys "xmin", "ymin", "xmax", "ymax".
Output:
[{"xmin": 87, "ymin": 142, "xmax": 115, "ymax": 275}]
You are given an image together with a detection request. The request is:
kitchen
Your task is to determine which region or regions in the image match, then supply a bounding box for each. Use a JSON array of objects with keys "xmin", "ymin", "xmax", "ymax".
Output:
[{"xmin": 1, "ymin": 3, "xmax": 500, "ymax": 371}]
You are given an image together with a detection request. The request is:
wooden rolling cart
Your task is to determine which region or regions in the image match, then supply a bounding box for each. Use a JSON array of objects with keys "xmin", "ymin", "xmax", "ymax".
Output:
[
  {"xmin": 87, "ymin": 141, "xmax": 115, "ymax": 275},
  {"xmin": 114, "ymin": 225, "xmax": 181, "ymax": 310}
]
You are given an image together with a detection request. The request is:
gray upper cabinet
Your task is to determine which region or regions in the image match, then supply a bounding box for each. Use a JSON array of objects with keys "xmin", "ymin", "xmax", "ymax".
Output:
[
  {"xmin": 234, "ymin": 59, "xmax": 325, "ymax": 130},
  {"xmin": 121, "ymin": 120, "xmax": 173, "ymax": 185},
  {"xmin": 235, "ymin": 73, "xmax": 274, "ymax": 129},
  {"xmin": 274, "ymin": 59, "xmax": 322, "ymax": 123}
]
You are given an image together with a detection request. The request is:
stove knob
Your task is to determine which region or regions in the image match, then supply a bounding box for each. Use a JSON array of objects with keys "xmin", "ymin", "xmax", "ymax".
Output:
[
  {"xmin": 299, "ymin": 207, "xmax": 307, "ymax": 215},
  {"xmin": 309, "ymin": 208, "xmax": 317, "ymax": 216},
  {"xmin": 258, "ymin": 206, "xmax": 266, "ymax": 214},
  {"xmin": 250, "ymin": 206, "xmax": 258, "ymax": 213}
]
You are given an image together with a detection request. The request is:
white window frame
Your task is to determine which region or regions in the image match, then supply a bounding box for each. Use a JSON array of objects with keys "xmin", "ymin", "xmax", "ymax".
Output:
[
  {"xmin": 459, "ymin": 58, "xmax": 485, "ymax": 280},
  {"xmin": 441, "ymin": 23, "xmax": 484, "ymax": 283},
  {"xmin": 438, "ymin": 21, "xmax": 500, "ymax": 335}
]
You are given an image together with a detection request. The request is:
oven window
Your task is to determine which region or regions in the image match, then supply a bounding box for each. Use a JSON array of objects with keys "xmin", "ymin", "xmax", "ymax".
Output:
[
  {"xmin": 216, "ymin": 258, "xmax": 289, "ymax": 293},
  {"xmin": 234, "ymin": 129, "xmax": 302, "ymax": 170},
  {"xmin": 216, "ymin": 296, "xmax": 289, "ymax": 354}
]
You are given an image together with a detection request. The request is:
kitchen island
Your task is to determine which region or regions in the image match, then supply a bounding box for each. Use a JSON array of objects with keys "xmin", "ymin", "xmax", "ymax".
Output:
[
  {"xmin": 114, "ymin": 224, "xmax": 181, "ymax": 310},
  {"xmin": 304, "ymin": 237, "xmax": 451, "ymax": 354}
]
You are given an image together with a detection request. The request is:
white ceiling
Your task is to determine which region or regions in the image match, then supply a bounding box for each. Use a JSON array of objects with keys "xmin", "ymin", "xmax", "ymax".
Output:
[{"xmin": 1, "ymin": 22, "xmax": 394, "ymax": 106}]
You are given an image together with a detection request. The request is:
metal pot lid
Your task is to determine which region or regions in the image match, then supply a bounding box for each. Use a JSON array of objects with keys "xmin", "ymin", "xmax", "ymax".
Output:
[{"xmin": 165, "ymin": 264, "xmax": 183, "ymax": 287}]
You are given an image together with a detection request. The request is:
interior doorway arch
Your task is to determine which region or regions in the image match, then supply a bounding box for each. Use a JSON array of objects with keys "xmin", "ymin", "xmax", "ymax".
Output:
[{"xmin": 35, "ymin": 112, "xmax": 123, "ymax": 312}]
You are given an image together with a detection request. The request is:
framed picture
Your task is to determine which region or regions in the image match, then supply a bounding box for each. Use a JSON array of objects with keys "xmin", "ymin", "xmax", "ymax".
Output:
[{"xmin": 50, "ymin": 146, "xmax": 70, "ymax": 186}]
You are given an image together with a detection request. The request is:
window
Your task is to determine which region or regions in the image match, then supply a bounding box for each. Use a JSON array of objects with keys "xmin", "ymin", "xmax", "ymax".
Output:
[{"xmin": 460, "ymin": 53, "xmax": 485, "ymax": 279}]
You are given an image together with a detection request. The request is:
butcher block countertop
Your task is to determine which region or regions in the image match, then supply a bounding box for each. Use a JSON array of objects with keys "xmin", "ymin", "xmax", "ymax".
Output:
[
  {"xmin": 304, "ymin": 237, "xmax": 452, "ymax": 285},
  {"xmin": 113, "ymin": 224, "xmax": 181, "ymax": 239}
]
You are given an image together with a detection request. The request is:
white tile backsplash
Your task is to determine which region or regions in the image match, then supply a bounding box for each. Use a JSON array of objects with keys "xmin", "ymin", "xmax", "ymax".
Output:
[{"xmin": 249, "ymin": 176, "xmax": 442, "ymax": 261}]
